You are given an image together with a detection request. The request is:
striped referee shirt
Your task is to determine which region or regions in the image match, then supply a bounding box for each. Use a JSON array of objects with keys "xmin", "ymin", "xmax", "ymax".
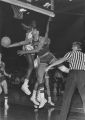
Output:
[{"xmin": 64, "ymin": 50, "xmax": 85, "ymax": 70}]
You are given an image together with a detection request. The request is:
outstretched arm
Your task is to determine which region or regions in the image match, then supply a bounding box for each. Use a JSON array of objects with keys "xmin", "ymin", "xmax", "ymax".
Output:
[
  {"xmin": 46, "ymin": 57, "xmax": 67, "ymax": 72},
  {"xmin": 17, "ymin": 37, "xmax": 45, "ymax": 55},
  {"xmin": 17, "ymin": 49, "xmax": 39, "ymax": 55},
  {"xmin": 7, "ymin": 38, "xmax": 32, "ymax": 48},
  {"xmin": 17, "ymin": 43, "xmax": 43, "ymax": 55}
]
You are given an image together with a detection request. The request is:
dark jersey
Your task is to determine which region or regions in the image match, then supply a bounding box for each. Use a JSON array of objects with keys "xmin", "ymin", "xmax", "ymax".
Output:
[
  {"xmin": 36, "ymin": 37, "xmax": 56, "ymax": 64},
  {"xmin": 38, "ymin": 43, "xmax": 49, "ymax": 57}
]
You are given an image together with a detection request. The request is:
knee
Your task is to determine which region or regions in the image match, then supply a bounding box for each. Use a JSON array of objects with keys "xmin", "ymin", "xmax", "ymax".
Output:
[
  {"xmin": 2, "ymin": 81, "xmax": 8, "ymax": 94},
  {"xmin": 0, "ymin": 86, "xmax": 2, "ymax": 94},
  {"xmin": 3, "ymin": 87, "xmax": 8, "ymax": 94}
]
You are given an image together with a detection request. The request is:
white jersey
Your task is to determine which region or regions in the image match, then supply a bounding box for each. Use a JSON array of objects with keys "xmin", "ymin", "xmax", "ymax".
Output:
[{"xmin": 23, "ymin": 44, "xmax": 34, "ymax": 51}]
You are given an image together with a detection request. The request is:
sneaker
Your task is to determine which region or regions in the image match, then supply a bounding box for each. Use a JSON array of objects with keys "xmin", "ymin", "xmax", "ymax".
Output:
[
  {"xmin": 21, "ymin": 84, "xmax": 31, "ymax": 95},
  {"xmin": 48, "ymin": 101, "xmax": 55, "ymax": 106},
  {"xmin": 30, "ymin": 96, "xmax": 39, "ymax": 105},
  {"xmin": 34, "ymin": 105, "xmax": 38, "ymax": 109},
  {"xmin": 39, "ymin": 98, "xmax": 47, "ymax": 108}
]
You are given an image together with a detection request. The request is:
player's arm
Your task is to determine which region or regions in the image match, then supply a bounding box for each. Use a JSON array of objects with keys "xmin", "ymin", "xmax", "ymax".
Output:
[
  {"xmin": 17, "ymin": 37, "xmax": 45, "ymax": 55},
  {"xmin": 4, "ymin": 70, "xmax": 11, "ymax": 78},
  {"xmin": 46, "ymin": 57, "xmax": 67, "ymax": 72},
  {"xmin": 7, "ymin": 38, "xmax": 32, "ymax": 48},
  {"xmin": 17, "ymin": 44, "xmax": 42, "ymax": 55}
]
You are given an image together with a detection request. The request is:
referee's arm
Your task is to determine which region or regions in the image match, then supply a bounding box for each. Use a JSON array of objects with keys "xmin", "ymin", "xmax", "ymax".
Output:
[{"xmin": 46, "ymin": 57, "xmax": 67, "ymax": 71}]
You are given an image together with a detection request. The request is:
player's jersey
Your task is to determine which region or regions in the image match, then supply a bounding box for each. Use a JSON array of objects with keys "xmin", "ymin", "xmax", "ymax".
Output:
[
  {"xmin": 36, "ymin": 37, "xmax": 54, "ymax": 64},
  {"xmin": 38, "ymin": 43, "xmax": 49, "ymax": 57},
  {"xmin": 23, "ymin": 44, "xmax": 34, "ymax": 51},
  {"xmin": 0, "ymin": 62, "xmax": 5, "ymax": 82}
]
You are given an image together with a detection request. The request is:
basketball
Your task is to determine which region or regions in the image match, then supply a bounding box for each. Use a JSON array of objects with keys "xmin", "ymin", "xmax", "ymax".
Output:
[{"xmin": 1, "ymin": 36, "xmax": 11, "ymax": 47}]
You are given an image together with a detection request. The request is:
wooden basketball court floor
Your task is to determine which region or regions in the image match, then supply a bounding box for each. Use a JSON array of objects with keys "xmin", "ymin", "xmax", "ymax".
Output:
[{"xmin": 0, "ymin": 85, "xmax": 85, "ymax": 120}]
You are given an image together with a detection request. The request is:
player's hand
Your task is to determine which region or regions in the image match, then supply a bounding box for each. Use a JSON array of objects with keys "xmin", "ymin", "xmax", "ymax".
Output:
[
  {"xmin": 17, "ymin": 50, "xmax": 26, "ymax": 56},
  {"xmin": 45, "ymin": 67, "xmax": 49, "ymax": 72},
  {"xmin": 45, "ymin": 66, "xmax": 54, "ymax": 72},
  {"xmin": 8, "ymin": 74, "xmax": 11, "ymax": 78}
]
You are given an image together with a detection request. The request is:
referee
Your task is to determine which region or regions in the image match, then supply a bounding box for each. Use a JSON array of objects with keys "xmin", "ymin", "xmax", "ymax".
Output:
[{"xmin": 46, "ymin": 41, "xmax": 85, "ymax": 120}]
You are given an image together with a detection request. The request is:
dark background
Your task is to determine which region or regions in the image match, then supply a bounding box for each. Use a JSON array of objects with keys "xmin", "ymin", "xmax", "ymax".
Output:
[{"xmin": 0, "ymin": 0, "xmax": 85, "ymax": 74}]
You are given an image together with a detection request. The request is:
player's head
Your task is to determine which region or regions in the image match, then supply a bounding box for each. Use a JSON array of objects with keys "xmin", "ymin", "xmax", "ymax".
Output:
[{"xmin": 32, "ymin": 28, "xmax": 39, "ymax": 41}]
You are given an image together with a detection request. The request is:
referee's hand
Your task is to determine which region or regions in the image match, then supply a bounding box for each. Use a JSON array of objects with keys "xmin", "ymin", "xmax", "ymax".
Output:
[{"xmin": 45, "ymin": 66, "xmax": 54, "ymax": 72}]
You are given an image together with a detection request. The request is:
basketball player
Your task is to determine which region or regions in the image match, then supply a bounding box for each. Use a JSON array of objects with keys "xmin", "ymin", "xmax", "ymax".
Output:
[
  {"xmin": 0, "ymin": 53, "xmax": 11, "ymax": 109},
  {"xmin": 17, "ymin": 27, "xmax": 69, "ymax": 108},
  {"xmin": 7, "ymin": 23, "xmax": 39, "ymax": 96},
  {"xmin": 18, "ymin": 27, "xmax": 70, "ymax": 108}
]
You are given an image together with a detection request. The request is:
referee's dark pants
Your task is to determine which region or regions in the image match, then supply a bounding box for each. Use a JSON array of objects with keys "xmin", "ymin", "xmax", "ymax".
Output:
[{"xmin": 58, "ymin": 70, "xmax": 85, "ymax": 120}]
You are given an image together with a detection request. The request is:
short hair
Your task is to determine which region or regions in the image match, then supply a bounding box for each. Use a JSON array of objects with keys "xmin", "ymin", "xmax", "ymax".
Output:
[{"xmin": 72, "ymin": 41, "xmax": 81, "ymax": 50}]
